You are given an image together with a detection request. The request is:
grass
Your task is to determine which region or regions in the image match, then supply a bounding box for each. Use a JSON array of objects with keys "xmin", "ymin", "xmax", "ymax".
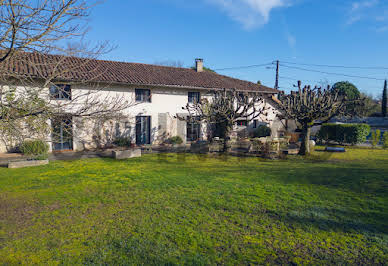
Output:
[{"xmin": 0, "ymin": 148, "xmax": 387, "ymax": 265}]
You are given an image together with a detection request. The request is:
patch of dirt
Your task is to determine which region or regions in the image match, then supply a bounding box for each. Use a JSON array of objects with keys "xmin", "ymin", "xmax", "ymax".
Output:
[{"xmin": 0, "ymin": 194, "xmax": 62, "ymax": 238}]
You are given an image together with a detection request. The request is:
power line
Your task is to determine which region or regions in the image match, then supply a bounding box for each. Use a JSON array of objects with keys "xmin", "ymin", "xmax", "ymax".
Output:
[
  {"xmin": 280, "ymin": 64, "xmax": 386, "ymax": 81},
  {"xmin": 281, "ymin": 61, "xmax": 388, "ymax": 70},
  {"xmin": 213, "ymin": 63, "xmax": 272, "ymax": 71},
  {"xmin": 279, "ymin": 75, "xmax": 325, "ymax": 84}
]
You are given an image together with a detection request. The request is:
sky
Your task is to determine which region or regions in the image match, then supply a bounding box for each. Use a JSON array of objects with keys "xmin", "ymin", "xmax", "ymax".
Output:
[{"xmin": 85, "ymin": 0, "xmax": 388, "ymax": 97}]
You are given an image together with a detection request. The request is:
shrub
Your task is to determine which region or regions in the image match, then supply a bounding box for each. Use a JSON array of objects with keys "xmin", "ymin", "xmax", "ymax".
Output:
[
  {"xmin": 371, "ymin": 130, "xmax": 381, "ymax": 148},
  {"xmin": 383, "ymin": 132, "xmax": 388, "ymax": 149},
  {"xmin": 113, "ymin": 137, "xmax": 132, "ymax": 147},
  {"xmin": 317, "ymin": 123, "xmax": 370, "ymax": 145},
  {"xmin": 167, "ymin": 136, "xmax": 183, "ymax": 145},
  {"xmin": 253, "ymin": 125, "xmax": 271, "ymax": 138},
  {"xmin": 19, "ymin": 140, "xmax": 49, "ymax": 160}
]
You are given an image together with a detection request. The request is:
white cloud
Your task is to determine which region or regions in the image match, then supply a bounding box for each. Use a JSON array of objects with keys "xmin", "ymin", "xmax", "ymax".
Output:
[
  {"xmin": 350, "ymin": 0, "xmax": 378, "ymax": 13},
  {"xmin": 345, "ymin": 0, "xmax": 388, "ymax": 32},
  {"xmin": 286, "ymin": 33, "xmax": 296, "ymax": 48},
  {"xmin": 208, "ymin": 0, "xmax": 288, "ymax": 29},
  {"xmin": 347, "ymin": 0, "xmax": 380, "ymax": 25}
]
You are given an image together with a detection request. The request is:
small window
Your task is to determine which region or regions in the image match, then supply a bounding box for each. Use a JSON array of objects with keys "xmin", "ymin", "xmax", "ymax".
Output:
[
  {"xmin": 253, "ymin": 120, "xmax": 258, "ymax": 128},
  {"xmin": 236, "ymin": 120, "xmax": 248, "ymax": 127},
  {"xmin": 135, "ymin": 89, "xmax": 151, "ymax": 102},
  {"xmin": 50, "ymin": 84, "xmax": 71, "ymax": 100},
  {"xmin": 188, "ymin": 92, "xmax": 200, "ymax": 103}
]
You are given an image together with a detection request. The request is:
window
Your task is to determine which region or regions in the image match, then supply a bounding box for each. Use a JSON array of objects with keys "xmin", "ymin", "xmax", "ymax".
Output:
[
  {"xmin": 253, "ymin": 120, "xmax": 258, "ymax": 128},
  {"xmin": 187, "ymin": 117, "xmax": 201, "ymax": 141},
  {"xmin": 50, "ymin": 84, "xmax": 71, "ymax": 100},
  {"xmin": 135, "ymin": 89, "xmax": 151, "ymax": 102},
  {"xmin": 236, "ymin": 120, "xmax": 248, "ymax": 127},
  {"xmin": 188, "ymin": 92, "xmax": 200, "ymax": 103}
]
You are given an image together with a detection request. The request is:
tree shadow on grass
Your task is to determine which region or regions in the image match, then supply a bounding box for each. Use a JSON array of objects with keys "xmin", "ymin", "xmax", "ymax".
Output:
[
  {"xmin": 266, "ymin": 206, "xmax": 388, "ymax": 235},
  {"xmin": 244, "ymin": 162, "xmax": 388, "ymax": 196}
]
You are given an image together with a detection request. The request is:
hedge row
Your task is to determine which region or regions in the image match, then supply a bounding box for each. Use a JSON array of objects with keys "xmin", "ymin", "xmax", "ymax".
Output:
[
  {"xmin": 317, "ymin": 123, "xmax": 370, "ymax": 145},
  {"xmin": 19, "ymin": 139, "xmax": 49, "ymax": 159}
]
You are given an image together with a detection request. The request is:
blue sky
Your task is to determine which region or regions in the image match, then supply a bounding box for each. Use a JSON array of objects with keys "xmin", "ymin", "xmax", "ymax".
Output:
[{"xmin": 86, "ymin": 0, "xmax": 388, "ymax": 97}]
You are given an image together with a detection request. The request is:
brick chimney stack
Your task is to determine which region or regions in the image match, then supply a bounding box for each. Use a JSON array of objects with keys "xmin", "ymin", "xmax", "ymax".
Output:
[{"xmin": 195, "ymin": 58, "xmax": 203, "ymax": 72}]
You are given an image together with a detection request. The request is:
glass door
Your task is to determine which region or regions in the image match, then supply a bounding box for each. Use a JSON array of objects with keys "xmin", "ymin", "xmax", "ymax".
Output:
[
  {"xmin": 136, "ymin": 116, "xmax": 151, "ymax": 145},
  {"xmin": 52, "ymin": 117, "xmax": 73, "ymax": 151}
]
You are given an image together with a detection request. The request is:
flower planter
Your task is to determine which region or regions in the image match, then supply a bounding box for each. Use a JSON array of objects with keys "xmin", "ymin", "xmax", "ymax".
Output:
[
  {"xmin": 8, "ymin": 159, "xmax": 49, "ymax": 169},
  {"xmin": 112, "ymin": 149, "xmax": 142, "ymax": 159}
]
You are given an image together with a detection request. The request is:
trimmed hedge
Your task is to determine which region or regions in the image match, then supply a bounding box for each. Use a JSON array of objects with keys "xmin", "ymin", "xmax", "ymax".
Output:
[
  {"xmin": 113, "ymin": 137, "xmax": 132, "ymax": 147},
  {"xmin": 253, "ymin": 125, "xmax": 271, "ymax": 138},
  {"xmin": 317, "ymin": 123, "xmax": 370, "ymax": 145},
  {"xmin": 20, "ymin": 140, "xmax": 49, "ymax": 159},
  {"xmin": 383, "ymin": 131, "xmax": 388, "ymax": 149},
  {"xmin": 167, "ymin": 136, "xmax": 183, "ymax": 145}
]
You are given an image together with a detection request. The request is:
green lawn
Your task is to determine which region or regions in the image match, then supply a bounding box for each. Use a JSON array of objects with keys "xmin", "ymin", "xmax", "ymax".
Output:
[{"xmin": 0, "ymin": 149, "xmax": 387, "ymax": 265}]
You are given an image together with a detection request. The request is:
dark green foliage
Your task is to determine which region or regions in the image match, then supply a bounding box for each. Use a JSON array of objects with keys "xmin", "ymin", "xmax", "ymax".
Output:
[
  {"xmin": 382, "ymin": 80, "xmax": 387, "ymax": 117},
  {"xmin": 358, "ymin": 93, "xmax": 381, "ymax": 117},
  {"xmin": 253, "ymin": 125, "xmax": 271, "ymax": 138},
  {"xmin": 19, "ymin": 140, "xmax": 49, "ymax": 159},
  {"xmin": 332, "ymin": 81, "xmax": 361, "ymax": 100},
  {"xmin": 383, "ymin": 132, "xmax": 388, "ymax": 149},
  {"xmin": 317, "ymin": 123, "xmax": 370, "ymax": 145},
  {"xmin": 113, "ymin": 137, "xmax": 132, "ymax": 147},
  {"xmin": 371, "ymin": 130, "xmax": 381, "ymax": 148},
  {"xmin": 167, "ymin": 136, "xmax": 183, "ymax": 145}
]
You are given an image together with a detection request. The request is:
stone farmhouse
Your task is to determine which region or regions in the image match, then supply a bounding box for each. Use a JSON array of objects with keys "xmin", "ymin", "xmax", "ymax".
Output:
[{"xmin": 0, "ymin": 53, "xmax": 286, "ymax": 153}]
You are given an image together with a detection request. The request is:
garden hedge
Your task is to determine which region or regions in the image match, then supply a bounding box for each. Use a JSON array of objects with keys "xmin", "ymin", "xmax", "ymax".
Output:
[
  {"xmin": 253, "ymin": 125, "xmax": 271, "ymax": 138},
  {"xmin": 19, "ymin": 139, "xmax": 49, "ymax": 159},
  {"xmin": 317, "ymin": 123, "xmax": 370, "ymax": 145}
]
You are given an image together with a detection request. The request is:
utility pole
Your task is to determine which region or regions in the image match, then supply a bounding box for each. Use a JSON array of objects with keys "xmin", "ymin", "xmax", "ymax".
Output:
[{"xmin": 274, "ymin": 60, "xmax": 279, "ymax": 90}]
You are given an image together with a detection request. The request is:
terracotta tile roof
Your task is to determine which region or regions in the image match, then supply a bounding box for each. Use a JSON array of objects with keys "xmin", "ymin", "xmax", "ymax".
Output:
[{"xmin": 0, "ymin": 52, "xmax": 278, "ymax": 93}]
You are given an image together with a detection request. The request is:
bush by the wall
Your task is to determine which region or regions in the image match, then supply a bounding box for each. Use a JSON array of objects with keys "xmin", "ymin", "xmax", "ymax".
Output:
[
  {"xmin": 167, "ymin": 136, "xmax": 183, "ymax": 145},
  {"xmin": 113, "ymin": 137, "xmax": 132, "ymax": 147},
  {"xmin": 371, "ymin": 130, "xmax": 381, "ymax": 148},
  {"xmin": 317, "ymin": 123, "xmax": 370, "ymax": 145},
  {"xmin": 253, "ymin": 125, "xmax": 271, "ymax": 138},
  {"xmin": 382, "ymin": 132, "xmax": 388, "ymax": 149},
  {"xmin": 20, "ymin": 140, "xmax": 49, "ymax": 159}
]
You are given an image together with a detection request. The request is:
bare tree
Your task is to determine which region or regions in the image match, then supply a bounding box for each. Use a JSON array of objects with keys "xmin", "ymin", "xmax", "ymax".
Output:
[
  {"xmin": 0, "ymin": 0, "xmax": 99, "ymax": 62},
  {"xmin": 0, "ymin": 52, "xmax": 138, "ymax": 151},
  {"xmin": 276, "ymin": 81, "xmax": 364, "ymax": 155},
  {"xmin": 154, "ymin": 60, "xmax": 184, "ymax": 68},
  {"xmin": 178, "ymin": 88, "xmax": 270, "ymax": 153},
  {"xmin": 0, "ymin": 1, "xmax": 138, "ymax": 151}
]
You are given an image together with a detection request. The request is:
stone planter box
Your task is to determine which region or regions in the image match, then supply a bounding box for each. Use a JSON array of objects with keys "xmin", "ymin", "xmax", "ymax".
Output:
[
  {"xmin": 190, "ymin": 141, "xmax": 209, "ymax": 153},
  {"xmin": 209, "ymin": 142, "xmax": 223, "ymax": 153},
  {"xmin": 112, "ymin": 149, "xmax": 141, "ymax": 160},
  {"xmin": 8, "ymin": 159, "xmax": 49, "ymax": 169}
]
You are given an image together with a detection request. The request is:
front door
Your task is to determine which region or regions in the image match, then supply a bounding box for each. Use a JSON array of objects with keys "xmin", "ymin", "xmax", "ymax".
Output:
[
  {"xmin": 136, "ymin": 116, "xmax": 151, "ymax": 145},
  {"xmin": 52, "ymin": 117, "xmax": 73, "ymax": 151}
]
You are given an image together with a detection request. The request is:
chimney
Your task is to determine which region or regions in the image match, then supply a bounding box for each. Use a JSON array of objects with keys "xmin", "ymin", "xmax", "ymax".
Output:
[{"xmin": 195, "ymin": 58, "xmax": 203, "ymax": 72}]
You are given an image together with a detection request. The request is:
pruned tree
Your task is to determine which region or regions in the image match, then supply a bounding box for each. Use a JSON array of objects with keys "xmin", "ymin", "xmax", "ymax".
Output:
[
  {"xmin": 276, "ymin": 81, "xmax": 364, "ymax": 155},
  {"xmin": 178, "ymin": 88, "xmax": 271, "ymax": 152}
]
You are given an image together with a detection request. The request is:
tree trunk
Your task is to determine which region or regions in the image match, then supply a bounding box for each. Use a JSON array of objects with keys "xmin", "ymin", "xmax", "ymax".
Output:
[
  {"xmin": 222, "ymin": 128, "xmax": 232, "ymax": 153},
  {"xmin": 299, "ymin": 125, "xmax": 311, "ymax": 155}
]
